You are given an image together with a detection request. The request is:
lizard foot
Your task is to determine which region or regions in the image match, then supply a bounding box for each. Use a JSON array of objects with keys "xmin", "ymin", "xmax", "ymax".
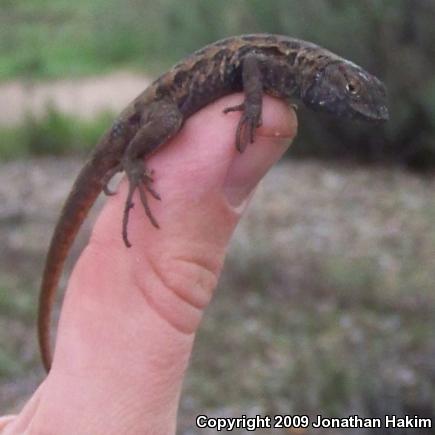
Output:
[
  {"xmin": 122, "ymin": 159, "xmax": 161, "ymax": 247},
  {"xmin": 223, "ymin": 102, "xmax": 262, "ymax": 153}
]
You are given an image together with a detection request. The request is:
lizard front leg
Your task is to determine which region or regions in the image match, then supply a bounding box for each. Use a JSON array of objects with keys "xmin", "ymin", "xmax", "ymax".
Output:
[
  {"xmin": 114, "ymin": 100, "xmax": 183, "ymax": 247},
  {"xmin": 223, "ymin": 53, "xmax": 264, "ymax": 152}
]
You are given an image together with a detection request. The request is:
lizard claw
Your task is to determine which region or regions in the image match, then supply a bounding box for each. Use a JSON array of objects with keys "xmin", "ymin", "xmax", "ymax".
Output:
[
  {"xmin": 224, "ymin": 102, "xmax": 262, "ymax": 153},
  {"xmin": 122, "ymin": 159, "xmax": 160, "ymax": 247},
  {"xmin": 223, "ymin": 103, "xmax": 245, "ymax": 114},
  {"xmin": 141, "ymin": 168, "xmax": 161, "ymax": 200},
  {"xmin": 235, "ymin": 108, "xmax": 262, "ymax": 153}
]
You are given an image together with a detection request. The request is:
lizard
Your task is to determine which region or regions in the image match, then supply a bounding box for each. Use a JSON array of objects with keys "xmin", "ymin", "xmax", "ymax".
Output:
[{"xmin": 38, "ymin": 34, "xmax": 389, "ymax": 372}]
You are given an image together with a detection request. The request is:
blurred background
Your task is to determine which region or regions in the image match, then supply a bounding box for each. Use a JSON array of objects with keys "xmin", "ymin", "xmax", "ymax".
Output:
[{"xmin": 0, "ymin": 0, "xmax": 434, "ymax": 433}]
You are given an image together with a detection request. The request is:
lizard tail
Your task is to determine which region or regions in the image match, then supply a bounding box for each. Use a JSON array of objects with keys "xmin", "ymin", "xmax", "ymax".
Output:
[{"xmin": 38, "ymin": 158, "xmax": 107, "ymax": 372}]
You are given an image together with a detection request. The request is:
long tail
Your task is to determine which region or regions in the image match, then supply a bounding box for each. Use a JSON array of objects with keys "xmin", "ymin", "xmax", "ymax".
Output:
[{"xmin": 38, "ymin": 156, "xmax": 113, "ymax": 372}]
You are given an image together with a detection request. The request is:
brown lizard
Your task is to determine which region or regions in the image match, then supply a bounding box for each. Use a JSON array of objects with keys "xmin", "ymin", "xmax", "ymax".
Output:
[{"xmin": 38, "ymin": 34, "xmax": 388, "ymax": 372}]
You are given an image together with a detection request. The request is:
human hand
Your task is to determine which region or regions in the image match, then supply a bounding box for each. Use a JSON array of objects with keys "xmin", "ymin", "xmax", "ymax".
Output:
[{"xmin": 0, "ymin": 95, "xmax": 297, "ymax": 435}]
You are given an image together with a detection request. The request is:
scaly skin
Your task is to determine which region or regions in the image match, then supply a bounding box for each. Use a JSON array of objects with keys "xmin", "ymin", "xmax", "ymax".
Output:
[{"xmin": 38, "ymin": 34, "xmax": 389, "ymax": 372}]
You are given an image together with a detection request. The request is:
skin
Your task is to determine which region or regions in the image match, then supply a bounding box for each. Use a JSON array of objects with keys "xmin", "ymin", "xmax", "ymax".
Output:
[
  {"xmin": 38, "ymin": 34, "xmax": 389, "ymax": 372},
  {"xmin": 1, "ymin": 95, "xmax": 296, "ymax": 435}
]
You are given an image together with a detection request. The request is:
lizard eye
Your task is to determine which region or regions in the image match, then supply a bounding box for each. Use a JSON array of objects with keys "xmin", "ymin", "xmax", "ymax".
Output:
[{"xmin": 346, "ymin": 82, "xmax": 358, "ymax": 94}]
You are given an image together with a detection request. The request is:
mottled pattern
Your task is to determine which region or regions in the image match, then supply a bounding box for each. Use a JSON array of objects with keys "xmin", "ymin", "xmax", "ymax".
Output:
[{"xmin": 124, "ymin": 34, "xmax": 387, "ymax": 123}]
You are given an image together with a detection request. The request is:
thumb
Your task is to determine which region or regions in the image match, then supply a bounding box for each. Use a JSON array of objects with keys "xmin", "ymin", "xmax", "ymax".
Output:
[{"xmin": 5, "ymin": 95, "xmax": 297, "ymax": 435}]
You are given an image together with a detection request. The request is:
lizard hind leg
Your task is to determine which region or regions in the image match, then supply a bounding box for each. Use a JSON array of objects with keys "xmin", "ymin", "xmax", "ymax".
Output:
[
  {"xmin": 120, "ymin": 100, "xmax": 183, "ymax": 247},
  {"xmin": 222, "ymin": 53, "xmax": 264, "ymax": 153}
]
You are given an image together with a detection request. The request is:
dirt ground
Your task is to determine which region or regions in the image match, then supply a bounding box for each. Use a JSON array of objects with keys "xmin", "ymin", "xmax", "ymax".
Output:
[{"xmin": 0, "ymin": 72, "xmax": 151, "ymax": 125}]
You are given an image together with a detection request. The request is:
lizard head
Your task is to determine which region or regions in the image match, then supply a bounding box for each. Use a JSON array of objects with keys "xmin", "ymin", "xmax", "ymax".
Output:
[{"xmin": 301, "ymin": 61, "xmax": 389, "ymax": 122}]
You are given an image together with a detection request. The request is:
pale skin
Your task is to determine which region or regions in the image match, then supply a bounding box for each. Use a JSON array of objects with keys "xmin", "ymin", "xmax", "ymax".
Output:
[{"xmin": 0, "ymin": 95, "xmax": 297, "ymax": 435}]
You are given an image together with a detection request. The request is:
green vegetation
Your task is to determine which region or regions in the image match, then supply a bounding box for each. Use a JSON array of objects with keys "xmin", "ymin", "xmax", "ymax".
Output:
[
  {"xmin": 0, "ymin": 108, "xmax": 113, "ymax": 159},
  {"xmin": 0, "ymin": 0, "xmax": 238, "ymax": 80},
  {"xmin": 0, "ymin": 284, "xmax": 34, "ymax": 321},
  {"xmin": 0, "ymin": 281, "xmax": 35, "ymax": 377}
]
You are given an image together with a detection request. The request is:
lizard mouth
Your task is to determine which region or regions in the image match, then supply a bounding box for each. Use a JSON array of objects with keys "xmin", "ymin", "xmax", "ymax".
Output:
[
  {"xmin": 357, "ymin": 104, "xmax": 389, "ymax": 123},
  {"xmin": 349, "ymin": 102, "xmax": 389, "ymax": 123},
  {"xmin": 376, "ymin": 105, "xmax": 389, "ymax": 122}
]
